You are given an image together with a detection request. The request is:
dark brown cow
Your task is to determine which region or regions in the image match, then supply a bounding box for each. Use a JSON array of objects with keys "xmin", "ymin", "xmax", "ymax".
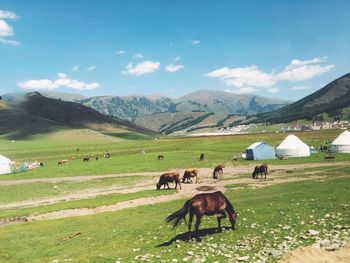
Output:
[
  {"xmin": 213, "ymin": 164, "xmax": 225, "ymax": 179},
  {"xmin": 156, "ymin": 172, "xmax": 182, "ymax": 190},
  {"xmin": 252, "ymin": 164, "xmax": 268, "ymax": 179},
  {"xmin": 182, "ymin": 169, "xmax": 199, "ymax": 183},
  {"xmin": 166, "ymin": 191, "xmax": 237, "ymax": 238}
]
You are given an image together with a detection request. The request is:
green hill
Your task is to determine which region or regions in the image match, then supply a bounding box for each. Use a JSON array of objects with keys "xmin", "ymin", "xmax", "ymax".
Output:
[{"xmin": 253, "ymin": 73, "xmax": 350, "ymax": 123}]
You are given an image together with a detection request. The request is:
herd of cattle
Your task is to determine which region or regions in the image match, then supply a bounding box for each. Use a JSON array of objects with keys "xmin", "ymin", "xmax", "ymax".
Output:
[{"xmin": 156, "ymin": 163, "xmax": 269, "ymax": 190}]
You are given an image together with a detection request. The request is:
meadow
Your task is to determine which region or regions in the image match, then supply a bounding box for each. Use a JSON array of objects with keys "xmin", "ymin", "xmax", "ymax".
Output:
[{"xmin": 0, "ymin": 128, "xmax": 349, "ymax": 262}]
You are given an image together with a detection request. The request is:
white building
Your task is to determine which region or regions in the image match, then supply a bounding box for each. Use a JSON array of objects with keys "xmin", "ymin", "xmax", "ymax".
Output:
[
  {"xmin": 330, "ymin": 130, "xmax": 350, "ymax": 153},
  {"xmin": 0, "ymin": 155, "xmax": 12, "ymax": 175},
  {"xmin": 276, "ymin": 134, "xmax": 310, "ymax": 158},
  {"xmin": 245, "ymin": 142, "xmax": 276, "ymax": 160}
]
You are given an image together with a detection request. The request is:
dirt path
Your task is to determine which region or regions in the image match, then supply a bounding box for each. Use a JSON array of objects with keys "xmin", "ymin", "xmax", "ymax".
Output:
[
  {"xmin": 280, "ymin": 245, "xmax": 350, "ymax": 263},
  {"xmin": 0, "ymin": 161, "xmax": 347, "ymax": 186},
  {"xmin": 26, "ymin": 174, "xmax": 331, "ymax": 221}
]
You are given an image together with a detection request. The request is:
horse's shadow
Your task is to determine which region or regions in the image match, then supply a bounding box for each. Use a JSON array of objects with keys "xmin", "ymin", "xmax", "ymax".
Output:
[{"xmin": 157, "ymin": 226, "xmax": 232, "ymax": 247}]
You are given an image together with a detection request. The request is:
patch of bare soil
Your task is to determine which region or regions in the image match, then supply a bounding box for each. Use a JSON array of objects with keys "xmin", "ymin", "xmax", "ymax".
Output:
[
  {"xmin": 0, "ymin": 161, "xmax": 348, "ymax": 186},
  {"xmin": 280, "ymin": 245, "xmax": 350, "ymax": 263}
]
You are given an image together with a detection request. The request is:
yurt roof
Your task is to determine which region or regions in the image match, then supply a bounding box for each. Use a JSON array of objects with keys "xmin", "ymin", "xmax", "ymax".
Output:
[
  {"xmin": 331, "ymin": 130, "xmax": 350, "ymax": 145},
  {"xmin": 277, "ymin": 134, "xmax": 309, "ymax": 149}
]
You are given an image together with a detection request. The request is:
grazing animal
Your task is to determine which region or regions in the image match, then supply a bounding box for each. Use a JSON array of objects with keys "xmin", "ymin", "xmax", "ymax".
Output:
[
  {"xmin": 182, "ymin": 169, "xmax": 199, "ymax": 183},
  {"xmin": 166, "ymin": 191, "xmax": 237, "ymax": 238},
  {"xmin": 158, "ymin": 155, "xmax": 164, "ymax": 160},
  {"xmin": 57, "ymin": 160, "xmax": 67, "ymax": 165},
  {"xmin": 213, "ymin": 164, "xmax": 225, "ymax": 179},
  {"xmin": 83, "ymin": 157, "xmax": 90, "ymax": 162},
  {"xmin": 156, "ymin": 172, "xmax": 181, "ymax": 190},
  {"xmin": 252, "ymin": 164, "xmax": 268, "ymax": 179},
  {"xmin": 39, "ymin": 162, "xmax": 44, "ymax": 166},
  {"xmin": 104, "ymin": 153, "xmax": 111, "ymax": 159},
  {"xmin": 199, "ymin": 153, "xmax": 205, "ymax": 161},
  {"xmin": 95, "ymin": 156, "xmax": 99, "ymax": 161},
  {"xmin": 70, "ymin": 156, "xmax": 76, "ymax": 160}
]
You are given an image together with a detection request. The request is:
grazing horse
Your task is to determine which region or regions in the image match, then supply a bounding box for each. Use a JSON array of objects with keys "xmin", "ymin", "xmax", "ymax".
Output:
[
  {"xmin": 213, "ymin": 164, "xmax": 225, "ymax": 179},
  {"xmin": 158, "ymin": 155, "xmax": 164, "ymax": 160},
  {"xmin": 104, "ymin": 153, "xmax": 111, "ymax": 159},
  {"xmin": 83, "ymin": 157, "xmax": 90, "ymax": 162},
  {"xmin": 95, "ymin": 156, "xmax": 99, "ymax": 161},
  {"xmin": 199, "ymin": 153, "xmax": 205, "ymax": 161},
  {"xmin": 252, "ymin": 164, "xmax": 268, "ymax": 179},
  {"xmin": 157, "ymin": 172, "xmax": 182, "ymax": 190},
  {"xmin": 166, "ymin": 191, "xmax": 237, "ymax": 238},
  {"xmin": 57, "ymin": 160, "xmax": 67, "ymax": 165},
  {"xmin": 182, "ymin": 169, "xmax": 199, "ymax": 183}
]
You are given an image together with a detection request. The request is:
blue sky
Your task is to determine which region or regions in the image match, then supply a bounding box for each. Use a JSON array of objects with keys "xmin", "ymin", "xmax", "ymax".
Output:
[{"xmin": 0, "ymin": 0, "xmax": 349, "ymax": 100}]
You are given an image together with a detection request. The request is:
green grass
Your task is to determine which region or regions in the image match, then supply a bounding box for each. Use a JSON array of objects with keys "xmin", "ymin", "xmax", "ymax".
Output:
[
  {"xmin": 0, "ymin": 176, "xmax": 147, "ymax": 204},
  {"xmin": 0, "ymin": 176, "xmax": 349, "ymax": 262},
  {"xmin": 0, "ymin": 129, "xmax": 348, "ymax": 180},
  {"xmin": 0, "ymin": 189, "xmax": 176, "ymax": 220}
]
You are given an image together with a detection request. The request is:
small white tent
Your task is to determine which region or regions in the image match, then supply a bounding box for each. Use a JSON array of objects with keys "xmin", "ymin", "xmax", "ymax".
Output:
[
  {"xmin": 330, "ymin": 130, "xmax": 350, "ymax": 153},
  {"xmin": 246, "ymin": 142, "xmax": 276, "ymax": 160},
  {"xmin": 0, "ymin": 155, "xmax": 12, "ymax": 175},
  {"xmin": 276, "ymin": 134, "xmax": 310, "ymax": 158}
]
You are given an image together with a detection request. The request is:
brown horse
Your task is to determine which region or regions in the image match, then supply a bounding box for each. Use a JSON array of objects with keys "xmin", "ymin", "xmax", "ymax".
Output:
[
  {"xmin": 57, "ymin": 160, "xmax": 67, "ymax": 165},
  {"xmin": 166, "ymin": 191, "xmax": 237, "ymax": 238},
  {"xmin": 82, "ymin": 157, "xmax": 89, "ymax": 162},
  {"xmin": 157, "ymin": 172, "xmax": 182, "ymax": 190},
  {"xmin": 182, "ymin": 169, "xmax": 199, "ymax": 183},
  {"xmin": 158, "ymin": 155, "xmax": 164, "ymax": 160},
  {"xmin": 199, "ymin": 153, "xmax": 205, "ymax": 161},
  {"xmin": 213, "ymin": 164, "xmax": 225, "ymax": 179},
  {"xmin": 252, "ymin": 164, "xmax": 268, "ymax": 179}
]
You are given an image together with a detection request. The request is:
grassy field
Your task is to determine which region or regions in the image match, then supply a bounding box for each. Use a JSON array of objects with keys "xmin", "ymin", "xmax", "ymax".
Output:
[
  {"xmin": 0, "ymin": 129, "xmax": 346, "ymax": 180},
  {"xmin": 0, "ymin": 128, "xmax": 349, "ymax": 262},
  {"xmin": 0, "ymin": 175, "xmax": 349, "ymax": 262}
]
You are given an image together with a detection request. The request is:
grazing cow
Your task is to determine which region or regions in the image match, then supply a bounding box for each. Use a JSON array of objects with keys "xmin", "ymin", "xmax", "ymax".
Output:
[
  {"xmin": 199, "ymin": 153, "xmax": 205, "ymax": 161},
  {"xmin": 183, "ymin": 169, "xmax": 199, "ymax": 184},
  {"xmin": 166, "ymin": 191, "xmax": 237, "ymax": 238},
  {"xmin": 252, "ymin": 164, "xmax": 268, "ymax": 179},
  {"xmin": 213, "ymin": 164, "xmax": 225, "ymax": 179},
  {"xmin": 83, "ymin": 157, "xmax": 90, "ymax": 162},
  {"xmin": 158, "ymin": 155, "xmax": 164, "ymax": 160},
  {"xmin": 156, "ymin": 172, "xmax": 181, "ymax": 190},
  {"xmin": 57, "ymin": 160, "xmax": 67, "ymax": 165}
]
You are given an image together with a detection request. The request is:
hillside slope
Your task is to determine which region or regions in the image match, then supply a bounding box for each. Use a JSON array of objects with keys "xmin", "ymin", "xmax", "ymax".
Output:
[
  {"xmin": 0, "ymin": 92, "xmax": 156, "ymax": 138},
  {"xmin": 254, "ymin": 73, "xmax": 350, "ymax": 123},
  {"xmin": 77, "ymin": 90, "xmax": 289, "ymax": 121},
  {"xmin": 176, "ymin": 89, "xmax": 289, "ymax": 116}
]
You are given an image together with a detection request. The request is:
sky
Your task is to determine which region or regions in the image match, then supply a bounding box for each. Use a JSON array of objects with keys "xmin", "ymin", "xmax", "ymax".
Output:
[{"xmin": 0, "ymin": 0, "xmax": 350, "ymax": 101}]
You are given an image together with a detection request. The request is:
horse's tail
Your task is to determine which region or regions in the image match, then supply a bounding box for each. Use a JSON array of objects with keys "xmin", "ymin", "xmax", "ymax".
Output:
[{"xmin": 165, "ymin": 199, "xmax": 192, "ymax": 229}]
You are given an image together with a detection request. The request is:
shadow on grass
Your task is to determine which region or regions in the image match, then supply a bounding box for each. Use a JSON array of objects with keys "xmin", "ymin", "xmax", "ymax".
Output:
[{"xmin": 157, "ymin": 226, "xmax": 234, "ymax": 247}]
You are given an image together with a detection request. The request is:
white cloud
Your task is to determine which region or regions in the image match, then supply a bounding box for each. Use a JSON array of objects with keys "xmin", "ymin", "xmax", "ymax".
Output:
[
  {"xmin": 86, "ymin": 65, "xmax": 96, "ymax": 71},
  {"xmin": 267, "ymin": 87, "xmax": 280, "ymax": 93},
  {"xmin": 18, "ymin": 73, "xmax": 100, "ymax": 91},
  {"xmin": 122, "ymin": 61, "xmax": 160, "ymax": 76},
  {"xmin": 291, "ymin": 85, "xmax": 311, "ymax": 90},
  {"xmin": 236, "ymin": 87, "xmax": 257, "ymax": 94},
  {"xmin": 208, "ymin": 66, "xmax": 276, "ymax": 87},
  {"xmin": 0, "ymin": 10, "xmax": 18, "ymax": 20},
  {"xmin": 133, "ymin": 53, "xmax": 143, "ymax": 59},
  {"xmin": 71, "ymin": 65, "xmax": 79, "ymax": 71},
  {"xmin": 116, "ymin": 50, "xmax": 126, "ymax": 55},
  {"xmin": 174, "ymin": 55, "xmax": 181, "ymax": 61},
  {"xmin": 165, "ymin": 64, "xmax": 184, "ymax": 73},
  {"xmin": 191, "ymin": 40, "xmax": 200, "ymax": 45},
  {"xmin": 0, "ymin": 10, "xmax": 20, "ymax": 46},
  {"xmin": 208, "ymin": 57, "xmax": 334, "ymax": 94},
  {"xmin": 0, "ymin": 38, "xmax": 20, "ymax": 46}
]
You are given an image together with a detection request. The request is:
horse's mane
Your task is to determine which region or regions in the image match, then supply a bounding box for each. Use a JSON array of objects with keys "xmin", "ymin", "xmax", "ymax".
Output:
[{"xmin": 223, "ymin": 195, "xmax": 236, "ymax": 214}]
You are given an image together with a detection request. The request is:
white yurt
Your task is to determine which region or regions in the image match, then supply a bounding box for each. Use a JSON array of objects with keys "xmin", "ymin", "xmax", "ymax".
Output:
[
  {"xmin": 276, "ymin": 134, "xmax": 310, "ymax": 157},
  {"xmin": 246, "ymin": 142, "xmax": 276, "ymax": 160},
  {"xmin": 0, "ymin": 155, "xmax": 12, "ymax": 175},
  {"xmin": 330, "ymin": 130, "xmax": 350, "ymax": 153}
]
